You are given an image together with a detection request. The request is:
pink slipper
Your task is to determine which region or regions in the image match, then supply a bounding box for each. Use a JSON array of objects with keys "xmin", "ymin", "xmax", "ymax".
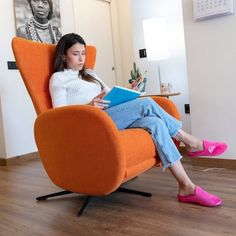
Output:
[
  {"xmin": 177, "ymin": 186, "xmax": 222, "ymax": 207},
  {"xmin": 187, "ymin": 140, "xmax": 227, "ymax": 157}
]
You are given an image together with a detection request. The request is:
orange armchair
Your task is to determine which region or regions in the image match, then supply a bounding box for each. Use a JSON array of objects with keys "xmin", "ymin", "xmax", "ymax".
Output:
[{"xmin": 12, "ymin": 37, "xmax": 181, "ymax": 216}]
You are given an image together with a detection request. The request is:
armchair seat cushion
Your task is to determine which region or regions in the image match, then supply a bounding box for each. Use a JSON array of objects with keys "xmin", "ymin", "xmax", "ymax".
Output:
[{"xmin": 119, "ymin": 129, "xmax": 160, "ymax": 181}]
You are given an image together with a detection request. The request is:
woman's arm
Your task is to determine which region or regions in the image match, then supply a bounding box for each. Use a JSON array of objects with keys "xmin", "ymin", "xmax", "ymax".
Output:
[
  {"xmin": 49, "ymin": 74, "xmax": 67, "ymax": 108},
  {"xmin": 87, "ymin": 91, "xmax": 110, "ymax": 109}
]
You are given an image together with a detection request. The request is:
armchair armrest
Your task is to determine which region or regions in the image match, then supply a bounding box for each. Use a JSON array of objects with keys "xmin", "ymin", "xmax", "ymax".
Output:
[
  {"xmin": 150, "ymin": 96, "xmax": 181, "ymax": 120},
  {"xmin": 34, "ymin": 105, "xmax": 126, "ymax": 196}
]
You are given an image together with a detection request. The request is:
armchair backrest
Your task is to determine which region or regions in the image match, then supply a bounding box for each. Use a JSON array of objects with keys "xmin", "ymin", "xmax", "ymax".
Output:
[{"xmin": 12, "ymin": 37, "xmax": 97, "ymax": 115}]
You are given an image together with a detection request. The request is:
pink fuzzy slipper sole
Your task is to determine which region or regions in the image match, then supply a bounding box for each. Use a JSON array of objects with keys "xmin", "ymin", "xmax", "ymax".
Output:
[
  {"xmin": 187, "ymin": 140, "xmax": 227, "ymax": 157},
  {"xmin": 177, "ymin": 186, "xmax": 222, "ymax": 207}
]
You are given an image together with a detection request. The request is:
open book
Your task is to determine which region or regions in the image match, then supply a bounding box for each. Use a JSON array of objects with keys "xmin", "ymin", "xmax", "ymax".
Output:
[{"xmin": 103, "ymin": 86, "xmax": 141, "ymax": 108}]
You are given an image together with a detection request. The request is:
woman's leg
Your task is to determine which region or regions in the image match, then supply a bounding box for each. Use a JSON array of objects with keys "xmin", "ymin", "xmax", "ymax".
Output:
[
  {"xmin": 106, "ymin": 99, "xmax": 222, "ymax": 206},
  {"xmin": 128, "ymin": 116, "xmax": 195, "ymax": 195},
  {"xmin": 169, "ymin": 160, "xmax": 222, "ymax": 206},
  {"xmin": 128, "ymin": 116, "xmax": 182, "ymax": 171},
  {"xmin": 105, "ymin": 97, "xmax": 182, "ymax": 134},
  {"xmin": 105, "ymin": 97, "xmax": 203, "ymax": 167},
  {"xmin": 168, "ymin": 160, "xmax": 195, "ymax": 195},
  {"xmin": 174, "ymin": 129, "xmax": 227, "ymax": 157},
  {"xmin": 174, "ymin": 129, "xmax": 203, "ymax": 152},
  {"xmin": 105, "ymin": 96, "xmax": 226, "ymax": 158},
  {"xmin": 129, "ymin": 116, "xmax": 222, "ymax": 206}
]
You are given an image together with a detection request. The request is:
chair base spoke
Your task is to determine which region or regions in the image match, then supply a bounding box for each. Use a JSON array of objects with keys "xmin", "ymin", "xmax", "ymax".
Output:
[
  {"xmin": 36, "ymin": 190, "xmax": 72, "ymax": 201},
  {"xmin": 36, "ymin": 186, "xmax": 152, "ymax": 217},
  {"xmin": 77, "ymin": 196, "xmax": 92, "ymax": 217},
  {"xmin": 116, "ymin": 187, "xmax": 152, "ymax": 197}
]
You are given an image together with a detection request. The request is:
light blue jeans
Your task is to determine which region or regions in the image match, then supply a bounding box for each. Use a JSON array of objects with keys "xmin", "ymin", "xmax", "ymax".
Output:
[{"xmin": 105, "ymin": 97, "xmax": 182, "ymax": 170}]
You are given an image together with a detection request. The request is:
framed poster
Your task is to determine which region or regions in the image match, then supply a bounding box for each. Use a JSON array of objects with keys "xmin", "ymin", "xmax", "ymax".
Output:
[{"xmin": 14, "ymin": 0, "xmax": 62, "ymax": 44}]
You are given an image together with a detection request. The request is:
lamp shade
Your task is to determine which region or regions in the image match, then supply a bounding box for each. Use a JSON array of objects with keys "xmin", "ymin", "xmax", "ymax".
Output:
[{"xmin": 143, "ymin": 18, "xmax": 170, "ymax": 61}]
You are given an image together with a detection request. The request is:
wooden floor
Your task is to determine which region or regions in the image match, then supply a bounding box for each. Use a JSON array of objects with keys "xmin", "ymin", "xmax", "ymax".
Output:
[{"xmin": 0, "ymin": 158, "xmax": 235, "ymax": 236}]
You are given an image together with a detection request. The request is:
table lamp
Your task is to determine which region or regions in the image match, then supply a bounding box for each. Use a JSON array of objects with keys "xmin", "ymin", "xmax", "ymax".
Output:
[{"xmin": 143, "ymin": 18, "xmax": 170, "ymax": 93}]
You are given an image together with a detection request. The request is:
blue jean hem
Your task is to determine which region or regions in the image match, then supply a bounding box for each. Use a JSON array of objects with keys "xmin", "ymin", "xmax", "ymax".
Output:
[
  {"xmin": 169, "ymin": 121, "xmax": 182, "ymax": 137},
  {"xmin": 162, "ymin": 155, "xmax": 183, "ymax": 172}
]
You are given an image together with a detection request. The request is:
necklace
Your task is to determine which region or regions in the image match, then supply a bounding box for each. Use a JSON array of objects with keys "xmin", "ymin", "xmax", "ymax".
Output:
[
  {"xmin": 26, "ymin": 17, "xmax": 57, "ymax": 44},
  {"xmin": 33, "ymin": 18, "xmax": 49, "ymax": 30}
]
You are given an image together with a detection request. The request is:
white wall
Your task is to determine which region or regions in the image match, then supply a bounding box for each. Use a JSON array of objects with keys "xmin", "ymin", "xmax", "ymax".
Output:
[
  {"xmin": 130, "ymin": 0, "xmax": 190, "ymax": 132},
  {"xmin": 182, "ymin": 0, "xmax": 235, "ymax": 159},
  {"xmin": 0, "ymin": 0, "xmax": 123, "ymax": 159},
  {"xmin": 0, "ymin": 100, "xmax": 6, "ymax": 157},
  {"xmin": 0, "ymin": 0, "xmax": 75, "ymax": 158},
  {"xmin": 4, "ymin": 0, "xmax": 224, "ymax": 159},
  {"xmin": 0, "ymin": 0, "xmax": 36, "ymax": 158}
]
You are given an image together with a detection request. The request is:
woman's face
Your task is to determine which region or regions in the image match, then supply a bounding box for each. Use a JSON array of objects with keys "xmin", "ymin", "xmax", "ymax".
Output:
[
  {"xmin": 31, "ymin": 0, "xmax": 50, "ymax": 21},
  {"xmin": 64, "ymin": 43, "xmax": 86, "ymax": 71}
]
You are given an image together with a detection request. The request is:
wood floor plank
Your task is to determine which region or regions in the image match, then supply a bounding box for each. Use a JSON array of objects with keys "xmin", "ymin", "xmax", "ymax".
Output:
[{"xmin": 0, "ymin": 158, "xmax": 235, "ymax": 236}]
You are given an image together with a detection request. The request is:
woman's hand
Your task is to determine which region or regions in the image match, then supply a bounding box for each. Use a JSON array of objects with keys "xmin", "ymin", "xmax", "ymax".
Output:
[{"xmin": 88, "ymin": 91, "xmax": 110, "ymax": 109}]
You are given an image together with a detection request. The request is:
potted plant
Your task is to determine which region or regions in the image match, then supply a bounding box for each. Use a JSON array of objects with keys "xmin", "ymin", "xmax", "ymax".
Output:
[{"xmin": 129, "ymin": 62, "xmax": 147, "ymax": 94}]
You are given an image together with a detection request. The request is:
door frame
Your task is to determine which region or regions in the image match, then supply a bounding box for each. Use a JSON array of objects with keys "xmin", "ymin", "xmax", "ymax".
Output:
[
  {"xmin": 94, "ymin": 0, "xmax": 123, "ymax": 85},
  {"xmin": 108, "ymin": 0, "xmax": 123, "ymax": 85},
  {"xmin": 72, "ymin": 0, "xmax": 123, "ymax": 85}
]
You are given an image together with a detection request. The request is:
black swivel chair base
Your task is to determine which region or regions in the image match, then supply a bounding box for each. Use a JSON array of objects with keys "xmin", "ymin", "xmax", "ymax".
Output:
[{"xmin": 36, "ymin": 187, "xmax": 152, "ymax": 217}]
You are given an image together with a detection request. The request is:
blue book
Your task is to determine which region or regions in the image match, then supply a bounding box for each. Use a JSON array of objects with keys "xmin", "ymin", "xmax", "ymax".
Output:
[{"xmin": 103, "ymin": 86, "xmax": 141, "ymax": 108}]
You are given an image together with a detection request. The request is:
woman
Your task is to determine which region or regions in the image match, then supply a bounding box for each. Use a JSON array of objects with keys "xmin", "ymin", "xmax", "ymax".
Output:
[
  {"xmin": 49, "ymin": 33, "xmax": 227, "ymax": 207},
  {"xmin": 16, "ymin": 0, "xmax": 61, "ymax": 44}
]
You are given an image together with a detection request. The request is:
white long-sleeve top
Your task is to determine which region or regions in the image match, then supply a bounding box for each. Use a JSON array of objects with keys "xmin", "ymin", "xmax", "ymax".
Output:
[{"xmin": 49, "ymin": 69, "xmax": 110, "ymax": 108}]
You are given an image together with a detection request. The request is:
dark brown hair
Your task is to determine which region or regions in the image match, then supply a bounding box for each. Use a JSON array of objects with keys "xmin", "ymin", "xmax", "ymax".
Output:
[{"xmin": 54, "ymin": 33, "xmax": 102, "ymax": 86}]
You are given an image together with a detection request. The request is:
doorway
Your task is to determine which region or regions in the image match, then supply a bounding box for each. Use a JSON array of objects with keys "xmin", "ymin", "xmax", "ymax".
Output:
[{"xmin": 72, "ymin": 0, "xmax": 117, "ymax": 87}]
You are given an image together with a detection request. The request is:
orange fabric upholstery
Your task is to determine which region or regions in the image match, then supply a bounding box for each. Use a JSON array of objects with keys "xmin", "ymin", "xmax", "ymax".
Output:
[
  {"xmin": 35, "ymin": 105, "xmax": 126, "ymax": 195},
  {"xmin": 151, "ymin": 96, "xmax": 181, "ymax": 121},
  {"xmin": 12, "ymin": 37, "xmax": 96, "ymax": 115},
  {"xmin": 12, "ymin": 37, "xmax": 181, "ymax": 196}
]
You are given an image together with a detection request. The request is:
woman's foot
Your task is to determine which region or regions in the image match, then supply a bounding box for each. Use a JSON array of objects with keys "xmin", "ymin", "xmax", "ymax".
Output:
[
  {"xmin": 175, "ymin": 130, "xmax": 203, "ymax": 152},
  {"xmin": 185, "ymin": 143, "xmax": 203, "ymax": 153},
  {"xmin": 175, "ymin": 130, "xmax": 227, "ymax": 157},
  {"xmin": 187, "ymin": 140, "xmax": 227, "ymax": 157},
  {"xmin": 177, "ymin": 186, "xmax": 222, "ymax": 207},
  {"xmin": 178, "ymin": 183, "xmax": 195, "ymax": 196}
]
